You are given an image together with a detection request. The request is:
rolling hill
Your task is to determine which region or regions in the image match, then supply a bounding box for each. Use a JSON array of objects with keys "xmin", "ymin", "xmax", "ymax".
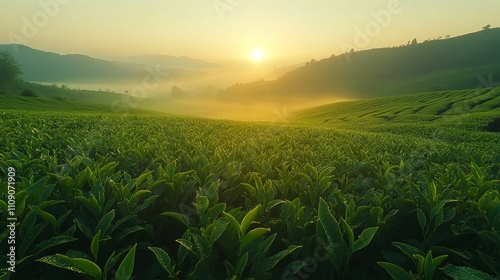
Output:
[
  {"xmin": 292, "ymin": 86, "xmax": 500, "ymax": 139},
  {"xmin": 0, "ymin": 44, "xmax": 206, "ymax": 83},
  {"xmin": 0, "ymin": 81, "xmax": 161, "ymax": 114},
  {"xmin": 220, "ymin": 28, "xmax": 500, "ymax": 102},
  {"xmin": 114, "ymin": 54, "xmax": 219, "ymax": 69}
]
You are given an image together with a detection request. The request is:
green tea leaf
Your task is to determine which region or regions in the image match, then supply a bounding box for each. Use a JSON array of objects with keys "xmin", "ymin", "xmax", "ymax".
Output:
[
  {"xmin": 424, "ymin": 251, "xmax": 434, "ymax": 280},
  {"xmin": 256, "ymin": 233, "xmax": 277, "ymax": 260},
  {"xmin": 429, "ymin": 181, "xmax": 437, "ymax": 204},
  {"xmin": 378, "ymin": 262, "xmax": 412, "ymax": 280},
  {"xmin": 223, "ymin": 211, "xmax": 241, "ymax": 237},
  {"xmin": 116, "ymin": 244, "xmax": 137, "ymax": 280},
  {"xmin": 112, "ymin": 226, "xmax": 144, "ymax": 246},
  {"xmin": 417, "ymin": 208, "xmax": 427, "ymax": 233},
  {"xmin": 91, "ymin": 230, "xmax": 101, "ymax": 261},
  {"xmin": 19, "ymin": 211, "xmax": 37, "ymax": 240},
  {"xmin": 240, "ymin": 205, "xmax": 261, "ymax": 235},
  {"xmin": 318, "ymin": 198, "xmax": 343, "ymax": 246},
  {"xmin": 19, "ymin": 223, "xmax": 46, "ymax": 257},
  {"xmin": 479, "ymin": 230, "xmax": 500, "ymax": 249},
  {"xmin": 195, "ymin": 194, "xmax": 209, "ymax": 216},
  {"xmin": 433, "ymin": 255, "xmax": 448, "ymax": 272},
  {"xmin": 34, "ymin": 235, "xmax": 77, "ymax": 255},
  {"xmin": 135, "ymin": 171, "xmax": 152, "ymax": 190},
  {"xmin": 15, "ymin": 190, "xmax": 28, "ymax": 217},
  {"xmin": 0, "ymin": 200, "xmax": 7, "ymax": 219},
  {"xmin": 393, "ymin": 242, "xmax": 425, "ymax": 260},
  {"xmin": 208, "ymin": 218, "xmax": 229, "ymax": 247},
  {"xmin": 37, "ymin": 254, "xmax": 102, "ymax": 279},
  {"xmin": 148, "ymin": 247, "xmax": 177, "ymax": 277},
  {"xmin": 76, "ymin": 196, "xmax": 101, "ymax": 218},
  {"xmin": 75, "ymin": 217, "xmax": 94, "ymax": 241},
  {"xmin": 282, "ymin": 260, "xmax": 309, "ymax": 280},
  {"xmin": 161, "ymin": 212, "xmax": 193, "ymax": 228},
  {"xmin": 30, "ymin": 205, "xmax": 56, "ymax": 229},
  {"xmin": 340, "ymin": 218, "xmax": 354, "ymax": 248},
  {"xmin": 240, "ymin": 227, "xmax": 270, "ymax": 254},
  {"xmin": 97, "ymin": 161, "xmax": 118, "ymax": 177},
  {"xmin": 441, "ymin": 265, "xmax": 498, "ymax": 280},
  {"xmin": 176, "ymin": 239, "xmax": 198, "ymax": 257},
  {"xmin": 351, "ymin": 227, "xmax": 378, "ymax": 253},
  {"xmin": 202, "ymin": 203, "xmax": 226, "ymax": 227},
  {"xmin": 103, "ymin": 251, "xmax": 126, "ymax": 280},
  {"xmin": 95, "ymin": 209, "xmax": 115, "ymax": 236},
  {"xmin": 476, "ymin": 250, "xmax": 500, "ymax": 276},
  {"xmin": 251, "ymin": 245, "xmax": 301, "ymax": 274},
  {"xmin": 235, "ymin": 252, "xmax": 248, "ymax": 279},
  {"xmin": 131, "ymin": 190, "xmax": 151, "ymax": 204}
]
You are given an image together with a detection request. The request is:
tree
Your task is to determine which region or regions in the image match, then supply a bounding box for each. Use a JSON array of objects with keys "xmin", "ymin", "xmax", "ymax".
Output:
[
  {"xmin": 171, "ymin": 86, "xmax": 186, "ymax": 98},
  {"xmin": 482, "ymin": 24, "xmax": 491, "ymax": 31},
  {"xmin": 411, "ymin": 38, "xmax": 418, "ymax": 45},
  {"xmin": 0, "ymin": 50, "xmax": 22, "ymax": 94}
]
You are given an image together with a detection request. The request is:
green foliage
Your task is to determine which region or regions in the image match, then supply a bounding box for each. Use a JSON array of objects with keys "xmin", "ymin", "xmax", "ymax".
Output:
[
  {"xmin": 441, "ymin": 265, "xmax": 500, "ymax": 280},
  {"xmin": 37, "ymin": 254, "xmax": 102, "ymax": 279},
  {"xmin": 317, "ymin": 198, "xmax": 378, "ymax": 276},
  {"xmin": 378, "ymin": 250, "xmax": 448, "ymax": 280},
  {"xmin": 222, "ymin": 29, "xmax": 500, "ymax": 100},
  {"xmin": 0, "ymin": 108, "xmax": 499, "ymax": 279},
  {"xmin": 21, "ymin": 89, "xmax": 37, "ymax": 97},
  {"xmin": 0, "ymin": 50, "xmax": 21, "ymax": 94}
]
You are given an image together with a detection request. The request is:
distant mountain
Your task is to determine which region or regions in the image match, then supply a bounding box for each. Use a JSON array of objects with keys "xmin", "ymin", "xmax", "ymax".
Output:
[
  {"xmin": 114, "ymin": 54, "xmax": 219, "ymax": 69},
  {"xmin": 0, "ymin": 44, "xmax": 205, "ymax": 83},
  {"xmin": 220, "ymin": 28, "xmax": 500, "ymax": 101}
]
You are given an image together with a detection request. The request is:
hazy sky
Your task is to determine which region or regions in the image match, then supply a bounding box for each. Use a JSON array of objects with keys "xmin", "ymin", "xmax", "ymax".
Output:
[{"xmin": 1, "ymin": 0, "xmax": 499, "ymax": 65}]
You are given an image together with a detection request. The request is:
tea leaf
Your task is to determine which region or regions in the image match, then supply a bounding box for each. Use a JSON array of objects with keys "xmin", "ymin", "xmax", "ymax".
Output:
[
  {"xmin": 116, "ymin": 244, "xmax": 137, "ymax": 280},
  {"xmin": 240, "ymin": 205, "xmax": 261, "ymax": 235},
  {"xmin": 351, "ymin": 227, "xmax": 378, "ymax": 253},
  {"xmin": 441, "ymin": 265, "xmax": 498, "ymax": 280},
  {"xmin": 37, "ymin": 254, "xmax": 102, "ymax": 279},
  {"xmin": 240, "ymin": 227, "xmax": 270, "ymax": 254},
  {"xmin": 148, "ymin": 247, "xmax": 177, "ymax": 277},
  {"xmin": 378, "ymin": 262, "xmax": 412, "ymax": 280}
]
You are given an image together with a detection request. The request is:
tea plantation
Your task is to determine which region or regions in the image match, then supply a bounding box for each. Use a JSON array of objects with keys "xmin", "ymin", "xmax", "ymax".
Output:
[{"xmin": 1, "ymin": 88, "xmax": 500, "ymax": 279}]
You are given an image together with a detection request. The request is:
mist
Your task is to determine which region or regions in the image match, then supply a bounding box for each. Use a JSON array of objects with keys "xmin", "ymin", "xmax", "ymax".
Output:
[
  {"xmin": 35, "ymin": 62, "xmax": 345, "ymax": 121},
  {"xmin": 136, "ymin": 90, "xmax": 349, "ymax": 121}
]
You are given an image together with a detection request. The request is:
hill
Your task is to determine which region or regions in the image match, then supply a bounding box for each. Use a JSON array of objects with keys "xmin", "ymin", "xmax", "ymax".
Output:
[
  {"xmin": 0, "ymin": 81, "xmax": 162, "ymax": 114},
  {"xmin": 114, "ymin": 54, "xmax": 219, "ymax": 69},
  {"xmin": 0, "ymin": 44, "xmax": 205, "ymax": 83},
  {"xmin": 292, "ymin": 87, "xmax": 500, "ymax": 138},
  {"xmin": 221, "ymin": 28, "xmax": 500, "ymax": 102}
]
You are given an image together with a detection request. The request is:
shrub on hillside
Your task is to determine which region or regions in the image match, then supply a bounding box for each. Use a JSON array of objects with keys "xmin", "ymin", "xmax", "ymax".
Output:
[
  {"xmin": 53, "ymin": 95, "xmax": 67, "ymax": 102},
  {"xmin": 21, "ymin": 89, "xmax": 38, "ymax": 97}
]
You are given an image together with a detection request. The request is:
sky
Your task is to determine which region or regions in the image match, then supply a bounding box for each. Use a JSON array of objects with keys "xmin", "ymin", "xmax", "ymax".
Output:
[{"xmin": 1, "ymin": 0, "xmax": 499, "ymax": 66}]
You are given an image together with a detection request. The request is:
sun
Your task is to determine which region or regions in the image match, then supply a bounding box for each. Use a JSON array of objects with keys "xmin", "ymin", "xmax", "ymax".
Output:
[{"xmin": 251, "ymin": 48, "xmax": 265, "ymax": 62}]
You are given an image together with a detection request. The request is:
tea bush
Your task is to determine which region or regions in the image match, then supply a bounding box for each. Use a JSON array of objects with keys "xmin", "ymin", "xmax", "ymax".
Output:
[{"xmin": 0, "ymin": 110, "xmax": 499, "ymax": 279}]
